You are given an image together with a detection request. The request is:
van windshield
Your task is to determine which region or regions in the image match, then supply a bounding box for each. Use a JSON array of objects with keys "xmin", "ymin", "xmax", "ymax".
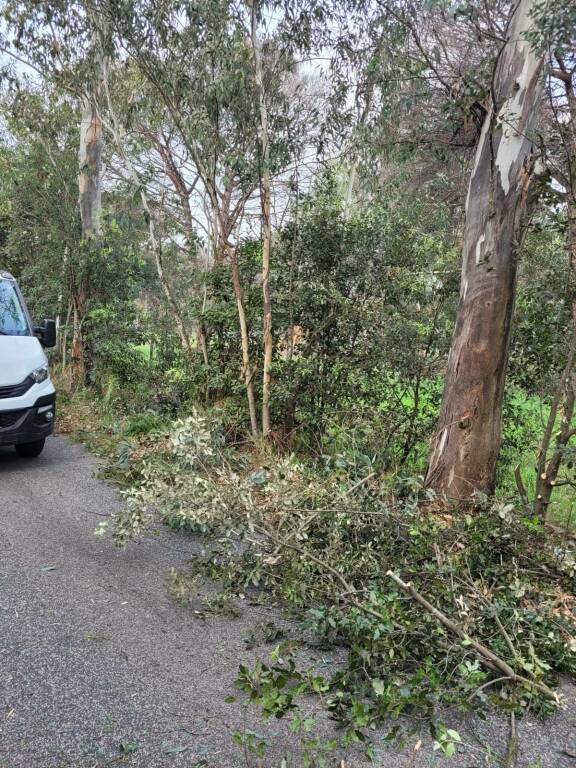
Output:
[{"xmin": 0, "ymin": 279, "xmax": 30, "ymax": 336}]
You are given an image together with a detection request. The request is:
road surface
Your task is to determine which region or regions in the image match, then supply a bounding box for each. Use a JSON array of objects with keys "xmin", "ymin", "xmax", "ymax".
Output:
[{"xmin": 0, "ymin": 437, "xmax": 574, "ymax": 767}]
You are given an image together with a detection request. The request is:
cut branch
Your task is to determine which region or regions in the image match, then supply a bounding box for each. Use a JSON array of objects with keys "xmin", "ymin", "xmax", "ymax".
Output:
[{"xmin": 386, "ymin": 571, "xmax": 560, "ymax": 702}]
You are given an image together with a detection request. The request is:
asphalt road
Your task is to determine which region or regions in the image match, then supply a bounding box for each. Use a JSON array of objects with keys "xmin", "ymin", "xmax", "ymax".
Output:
[{"xmin": 0, "ymin": 436, "xmax": 574, "ymax": 767}]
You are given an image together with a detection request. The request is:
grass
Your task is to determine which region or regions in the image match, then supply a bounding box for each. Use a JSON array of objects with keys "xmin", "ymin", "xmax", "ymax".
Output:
[{"xmin": 132, "ymin": 342, "xmax": 153, "ymax": 362}]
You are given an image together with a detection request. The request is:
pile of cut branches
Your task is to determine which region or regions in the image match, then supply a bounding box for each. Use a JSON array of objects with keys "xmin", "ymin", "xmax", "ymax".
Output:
[{"xmin": 107, "ymin": 413, "xmax": 576, "ymax": 738}]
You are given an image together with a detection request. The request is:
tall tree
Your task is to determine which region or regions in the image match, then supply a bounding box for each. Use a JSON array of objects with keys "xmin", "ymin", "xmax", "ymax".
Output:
[
  {"xmin": 528, "ymin": 0, "xmax": 576, "ymax": 517},
  {"xmin": 73, "ymin": 22, "xmax": 106, "ymax": 381},
  {"xmin": 425, "ymin": 0, "xmax": 545, "ymax": 498},
  {"xmin": 77, "ymin": 36, "xmax": 104, "ymax": 240},
  {"xmin": 96, "ymin": 0, "xmax": 311, "ymax": 434},
  {"xmin": 248, "ymin": 0, "xmax": 273, "ymax": 437}
]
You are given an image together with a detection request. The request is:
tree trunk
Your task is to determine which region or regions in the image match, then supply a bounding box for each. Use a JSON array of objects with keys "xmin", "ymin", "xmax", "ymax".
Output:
[
  {"xmin": 230, "ymin": 246, "xmax": 259, "ymax": 439},
  {"xmin": 78, "ymin": 95, "xmax": 103, "ymax": 239},
  {"xmin": 534, "ymin": 325, "xmax": 576, "ymax": 519},
  {"xmin": 425, "ymin": 0, "xmax": 544, "ymax": 499},
  {"xmin": 74, "ymin": 26, "xmax": 105, "ymax": 384},
  {"xmin": 73, "ymin": 112, "xmax": 98, "ymax": 382},
  {"xmin": 71, "ymin": 292, "xmax": 85, "ymax": 383},
  {"xmin": 99, "ymin": 58, "xmax": 194, "ymax": 357},
  {"xmin": 251, "ymin": 1, "xmax": 273, "ymax": 438},
  {"xmin": 533, "ymin": 61, "xmax": 576, "ymax": 519}
]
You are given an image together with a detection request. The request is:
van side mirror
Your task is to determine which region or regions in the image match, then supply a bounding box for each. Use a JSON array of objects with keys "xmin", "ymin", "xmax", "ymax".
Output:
[{"xmin": 35, "ymin": 319, "xmax": 57, "ymax": 349}]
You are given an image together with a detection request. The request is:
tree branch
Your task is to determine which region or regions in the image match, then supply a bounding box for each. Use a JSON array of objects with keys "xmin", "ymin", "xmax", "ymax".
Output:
[{"xmin": 386, "ymin": 571, "xmax": 560, "ymax": 702}]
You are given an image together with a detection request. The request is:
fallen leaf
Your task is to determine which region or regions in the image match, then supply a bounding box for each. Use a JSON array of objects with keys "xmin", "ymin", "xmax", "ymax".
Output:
[
  {"xmin": 161, "ymin": 741, "xmax": 188, "ymax": 754},
  {"xmin": 119, "ymin": 740, "xmax": 139, "ymax": 754}
]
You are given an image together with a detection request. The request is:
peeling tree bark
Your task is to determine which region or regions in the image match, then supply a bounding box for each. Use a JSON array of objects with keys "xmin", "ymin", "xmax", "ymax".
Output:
[
  {"xmin": 78, "ymin": 94, "xmax": 103, "ymax": 239},
  {"xmin": 425, "ymin": 0, "xmax": 544, "ymax": 499}
]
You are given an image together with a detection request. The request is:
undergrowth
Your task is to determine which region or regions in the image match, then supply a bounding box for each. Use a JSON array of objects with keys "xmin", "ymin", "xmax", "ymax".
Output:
[{"xmin": 84, "ymin": 409, "xmax": 576, "ymax": 755}]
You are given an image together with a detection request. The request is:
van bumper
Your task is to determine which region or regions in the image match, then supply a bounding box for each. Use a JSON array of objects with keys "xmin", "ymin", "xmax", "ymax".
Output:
[{"xmin": 0, "ymin": 393, "xmax": 56, "ymax": 446}]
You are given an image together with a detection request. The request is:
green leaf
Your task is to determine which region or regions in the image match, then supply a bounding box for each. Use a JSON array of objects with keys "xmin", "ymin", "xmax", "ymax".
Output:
[{"xmin": 372, "ymin": 679, "xmax": 385, "ymax": 696}]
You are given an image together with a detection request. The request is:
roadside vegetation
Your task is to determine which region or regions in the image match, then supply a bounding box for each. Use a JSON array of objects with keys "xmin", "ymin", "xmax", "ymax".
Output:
[
  {"xmin": 1, "ymin": 0, "xmax": 576, "ymax": 763},
  {"xmin": 56, "ymin": 367, "xmax": 576, "ymax": 763}
]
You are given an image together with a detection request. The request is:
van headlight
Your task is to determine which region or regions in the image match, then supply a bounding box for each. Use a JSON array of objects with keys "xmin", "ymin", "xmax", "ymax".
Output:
[{"xmin": 31, "ymin": 365, "xmax": 49, "ymax": 383}]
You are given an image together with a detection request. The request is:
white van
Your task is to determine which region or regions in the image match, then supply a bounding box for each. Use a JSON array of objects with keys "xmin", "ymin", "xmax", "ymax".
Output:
[{"xmin": 0, "ymin": 271, "xmax": 56, "ymax": 457}]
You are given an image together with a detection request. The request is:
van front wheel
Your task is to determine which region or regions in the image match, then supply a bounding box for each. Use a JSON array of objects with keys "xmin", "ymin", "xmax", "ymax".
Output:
[{"xmin": 15, "ymin": 439, "xmax": 46, "ymax": 458}]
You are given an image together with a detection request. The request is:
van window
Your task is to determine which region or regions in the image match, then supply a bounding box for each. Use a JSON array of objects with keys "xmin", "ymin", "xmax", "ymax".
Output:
[{"xmin": 0, "ymin": 279, "xmax": 29, "ymax": 336}]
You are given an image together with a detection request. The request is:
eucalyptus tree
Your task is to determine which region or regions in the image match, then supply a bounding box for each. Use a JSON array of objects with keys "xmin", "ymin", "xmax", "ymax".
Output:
[
  {"xmin": 93, "ymin": 0, "xmax": 263, "ymax": 434},
  {"xmin": 425, "ymin": 0, "xmax": 546, "ymax": 498},
  {"xmin": 341, "ymin": 0, "xmax": 571, "ymax": 499},
  {"xmin": 2, "ymin": 0, "xmax": 104, "ymax": 378},
  {"xmin": 524, "ymin": 0, "xmax": 576, "ymax": 517},
  {"xmin": 316, "ymin": 0, "xmax": 539, "ymax": 496},
  {"xmin": 74, "ymin": 11, "xmax": 108, "ymax": 379},
  {"xmin": 248, "ymin": 0, "xmax": 273, "ymax": 437},
  {"xmin": 0, "ymin": 85, "xmax": 148, "ymax": 379},
  {"xmin": 92, "ymin": 0, "xmax": 317, "ymax": 437},
  {"xmin": 98, "ymin": 59, "xmax": 198, "ymax": 357},
  {"xmin": 78, "ymin": 24, "xmax": 105, "ymax": 241}
]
